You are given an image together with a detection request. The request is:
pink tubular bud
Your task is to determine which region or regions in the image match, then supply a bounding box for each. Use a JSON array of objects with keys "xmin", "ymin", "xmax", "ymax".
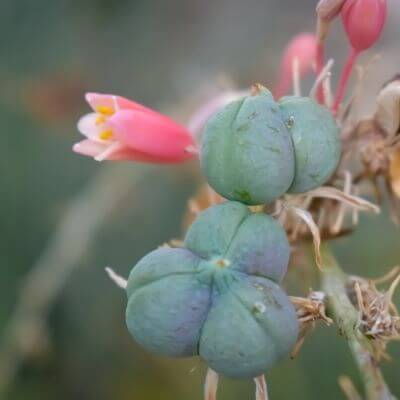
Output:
[
  {"xmin": 274, "ymin": 33, "xmax": 317, "ymax": 99},
  {"xmin": 341, "ymin": 0, "xmax": 387, "ymax": 51}
]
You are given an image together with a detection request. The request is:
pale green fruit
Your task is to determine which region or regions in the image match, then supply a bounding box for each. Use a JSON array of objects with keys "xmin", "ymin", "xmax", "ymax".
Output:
[
  {"xmin": 279, "ymin": 96, "xmax": 341, "ymax": 193},
  {"xmin": 126, "ymin": 202, "xmax": 298, "ymax": 379},
  {"xmin": 201, "ymin": 87, "xmax": 295, "ymax": 205}
]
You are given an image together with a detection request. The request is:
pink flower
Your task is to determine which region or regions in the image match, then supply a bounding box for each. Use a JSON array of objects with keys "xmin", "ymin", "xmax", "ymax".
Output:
[
  {"xmin": 341, "ymin": 0, "xmax": 387, "ymax": 51},
  {"xmin": 74, "ymin": 93, "xmax": 197, "ymax": 163},
  {"xmin": 274, "ymin": 33, "xmax": 317, "ymax": 99}
]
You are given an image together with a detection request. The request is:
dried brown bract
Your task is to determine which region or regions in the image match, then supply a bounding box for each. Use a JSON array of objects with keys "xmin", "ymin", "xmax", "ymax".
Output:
[
  {"xmin": 290, "ymin": 291, "xmax": 333, "ymax": 357},
  {"xmin": 342, "ymin": 75, "xmax": 400, "ymax": 222},
  {"xmin": 273, "ymin": 180, "xmax": 378, "ymax": 262},
  {"xmin": 347, "ymin": 267, "xmax": 400, "ymax": 361}
]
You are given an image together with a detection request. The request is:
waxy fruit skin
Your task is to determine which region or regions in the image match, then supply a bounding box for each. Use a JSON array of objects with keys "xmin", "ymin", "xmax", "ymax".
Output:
[
  {"xmin": 279, "ymin": 96, "xmax": 341, "ymax": 193},
  {"xmin": 201, "ymin": 88, "xmax": 296, "ymax": 205},
  {"xmin": 126, "ymin": 202, "xmax": 299, "ymax": 379},
  {"xmin": 201, "ymin": 88, "xmax": 341, "ymax": 204}
]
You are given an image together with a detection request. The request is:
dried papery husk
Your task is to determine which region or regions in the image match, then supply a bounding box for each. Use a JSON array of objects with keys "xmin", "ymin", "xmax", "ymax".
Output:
[
  {"xmin": 204, "ymin": 368, "xmax": 219, "ymax": 400},
  {"xmin": 332, "ymin": 171, "xmax": 352, "ymax": 234},
  {"xmin": 105, "ymin": 267, "xmax": 127, "ymax": 289},
  {"xmin": 375, "ymin": 79, "xmax": 400, "ymax": 138},
  {"xmin": 254, "ymin": 375, "xmax": 268, "ymax": 400},
  {"xmin": 167, "ymin": 239, "xmax": 184, "ymax": 248},
  {"xmin": 278, "ymin": 183, "xmax": 379, "ymax": 245},
  {"xmin": 389, "ymin": 148, "xmax": 400, "ymax": 198},
  {"xmin": 283, "ymin": 205, "xmax": 322, "ymax": 268},
  {"xmin": 348, "ymin": 268, "xmax": 400, "ymax": 360},
  {"xmin": 306, "ymin": 186, "xmax": 380, "ymax": 214},
  {"xmin": 290, "ymin": 291, "xmax": 332, "ymax": 357},
  {"xmin": 343, "ymin": 55, "xmax": 382, "ymax": 127},
  {"xmin": 291, "ymin": 291, "xmax": 332, "ymax": 325},
  {"xmin": 309, "ymin": 59, "xmax": 334, "ymax": 101},
  {"xmin": 292, "ymin": 58, "xmax": 301, "ymax": 97}
]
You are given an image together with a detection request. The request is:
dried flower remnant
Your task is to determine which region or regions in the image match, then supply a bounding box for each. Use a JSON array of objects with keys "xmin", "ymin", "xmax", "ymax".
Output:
[
  {"xmin": 204, "ymin": 368, "xmax": 219, "ymax": 400},
  {"xmin": 389, "ymin": 150, "xmax": 400, "ymax": 199},
  {"xmin": 375, "ymin": 78, "xmax": 400, "ymax": 137},
  {"xmin": 273, "ymin": 182, "xmax": 379, "ymax": 250},
  {"xmin": 290, "ymin": 291, "xmax": 333, "ymax": 357},
  {"xmin": 74, "ymin": 93, "xmax": 197, "ymax": 163},
  {"xmin": 348, "ymin": 267, "xmax": 400, "ymax": 361},
  {"xmin": 341, "ymin": 77, "xmax": 400, "ymax": 222}
]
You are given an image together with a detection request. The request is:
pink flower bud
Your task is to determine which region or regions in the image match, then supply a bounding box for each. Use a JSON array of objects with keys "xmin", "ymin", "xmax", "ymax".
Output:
[
  {"xmin": 74, "ymin": 93, "xmax": 197, "ymax": 163},
  {"xmin": 341, "ymin": 0, "xmax": 387, "ymax": 51},
  {"xmin": 274, "ymin": 33, "xmax": 317, "ymax": 99}
]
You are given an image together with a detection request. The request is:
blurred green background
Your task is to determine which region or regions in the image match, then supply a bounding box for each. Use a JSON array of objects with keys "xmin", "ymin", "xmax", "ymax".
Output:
[{"xmin": 1, "ymin": 0, "xmax": 399, "ymax": 399}]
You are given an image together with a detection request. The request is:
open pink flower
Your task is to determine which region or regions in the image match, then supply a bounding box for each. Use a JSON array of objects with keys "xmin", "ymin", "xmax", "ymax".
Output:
[
  {"xmin": 74, "ymin": 93, "xmax": 197, "ymax": 163},
  {"xmin": 274, "ymin": 33, "xmax": 317, "ymax": 99},
  {"xmin": 341, "ymin": 0, "xmax": 387, "ymax": 51}
]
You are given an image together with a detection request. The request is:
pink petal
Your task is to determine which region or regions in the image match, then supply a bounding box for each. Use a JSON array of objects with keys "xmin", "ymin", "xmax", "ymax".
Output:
[
  {"xmin": 77, "ymin": 112, "xmax": 105, "ymax": 140},
  {"xmin": 107, "ymin": 109, "xmax": 197, "ymax": 162},
  {"xmin": 72, "ymin": 139, "xmax": 187, "ymax": 163},
  {"xmin": 85, "ymin": 92, "xmax": 156, "ymax": 114}
]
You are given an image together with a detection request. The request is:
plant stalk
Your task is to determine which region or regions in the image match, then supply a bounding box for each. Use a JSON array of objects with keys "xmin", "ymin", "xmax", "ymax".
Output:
[
  {"xmin": 333, "ymin": 47, "xmax": 359, "ymax": 114},
  {"xmin": 320, "ymin": 244, "xmax": 396, "ymax": 400}
]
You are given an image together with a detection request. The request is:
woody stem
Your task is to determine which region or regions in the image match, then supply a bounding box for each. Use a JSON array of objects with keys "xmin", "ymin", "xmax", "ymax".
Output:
[{"xmin": 319, "ymin": 244, "xmax": 396, "ymax": 400}]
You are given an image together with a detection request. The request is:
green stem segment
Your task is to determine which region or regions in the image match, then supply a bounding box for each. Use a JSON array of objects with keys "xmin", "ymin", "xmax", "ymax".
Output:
[{"xmin": 320, "ymin": 245, "xmax": 397, "ymax": 400}]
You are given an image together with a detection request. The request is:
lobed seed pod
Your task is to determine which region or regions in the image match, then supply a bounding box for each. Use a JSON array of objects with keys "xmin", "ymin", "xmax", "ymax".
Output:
[
  {"xmin": 279, "ymin": 96, "xmax": 341, "ymax": 193},
  {"xmin": 126, "ymin": 201, "xmax": 299, "ymax": 379},
  {"xmin": 200, "ymin": 87, "xmax": 295, "ymax": 205}
]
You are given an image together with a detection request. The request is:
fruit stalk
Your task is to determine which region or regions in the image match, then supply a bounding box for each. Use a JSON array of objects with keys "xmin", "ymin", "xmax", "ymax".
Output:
[{"xmin": 332, "ymin": 47, "xmax": 359, "ymax": 114}]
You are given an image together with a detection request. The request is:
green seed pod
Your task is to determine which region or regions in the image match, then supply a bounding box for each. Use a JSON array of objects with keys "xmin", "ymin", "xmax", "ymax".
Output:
[
  {"xmin": 201, "ymin": 87, "xmax": 295, "ymax": 205},
  {"xmin": 279, "ymin": 96, "xmax": 341, "ymax": 193},
  {"xmin": 126, "ymin": 201, "xmax": 298, "ymax": 379}
]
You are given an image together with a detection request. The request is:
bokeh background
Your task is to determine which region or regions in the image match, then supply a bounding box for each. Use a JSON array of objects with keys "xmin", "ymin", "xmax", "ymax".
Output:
[{"xmin": 1, "ymin": 0, "xmax": 399, "ymax": 399}]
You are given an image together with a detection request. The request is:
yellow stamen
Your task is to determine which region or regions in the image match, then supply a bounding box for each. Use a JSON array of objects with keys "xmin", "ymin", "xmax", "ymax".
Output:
[
  {"xmin": 95, "ymin": 114, "xmax": 106, "ymax": 125},
  {"xmin": 99, "ymin": 130, "xmax": 114, "ymax": 140},
  {"xmin": 97, "ymin": 105, "xmax": 114, "ymax": 116}
]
